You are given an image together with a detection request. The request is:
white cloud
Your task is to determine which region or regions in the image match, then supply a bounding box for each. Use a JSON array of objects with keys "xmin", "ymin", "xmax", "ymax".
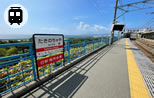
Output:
[
  {"xmin": 94, "ymin": 24, "xmax": 108, "ymax": 31},
  {"xmin": 73, "ymin": 16, "xmax": 87, "ymax": 20},
  {"xmin": 77, "ymin": 22, "xmax": 90, "ymax": 31},
  {"xmin": 41, "ymin": 27, "xmax": 61, "ymax": 32},
  {"xmin": 77, "ymin": 21, "xmax": 109, "ymax": 33},
  {"xmin": 40, "ymin": 27, "xmax": 66, "ymax": 34}
]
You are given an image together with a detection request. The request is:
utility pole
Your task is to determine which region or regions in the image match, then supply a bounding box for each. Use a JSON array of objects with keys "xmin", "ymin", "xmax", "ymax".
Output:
[{"xmin": 109, "ymin": 0, "xmax": 119, "ymax": 45}]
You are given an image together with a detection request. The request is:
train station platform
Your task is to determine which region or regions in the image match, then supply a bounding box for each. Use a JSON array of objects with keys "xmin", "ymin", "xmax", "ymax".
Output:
[{"xmin": 5, "ymin": 38, "xmax": 152, "ymax": 98}]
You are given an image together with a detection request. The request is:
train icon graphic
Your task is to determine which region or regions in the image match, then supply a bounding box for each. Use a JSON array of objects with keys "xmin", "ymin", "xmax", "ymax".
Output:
[{"xmin": 8, "ymin": 7, "xmax": 23, "ymax": 25}]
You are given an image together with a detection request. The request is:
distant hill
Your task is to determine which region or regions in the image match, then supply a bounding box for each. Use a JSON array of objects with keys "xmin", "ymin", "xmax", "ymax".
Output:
[
  {"xmin": 0, "ymin": 33, "xmax": 110, "ymax": 40},
  {"xmin": 0, "ymin": 34, "xmax": 32, "ymax": 40}
]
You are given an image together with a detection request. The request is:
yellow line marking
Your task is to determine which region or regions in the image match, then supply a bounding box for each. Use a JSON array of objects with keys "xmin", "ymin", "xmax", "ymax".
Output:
[{"xmin": 126, "ymin": 39, "xmax": 150, "ymax": 98}]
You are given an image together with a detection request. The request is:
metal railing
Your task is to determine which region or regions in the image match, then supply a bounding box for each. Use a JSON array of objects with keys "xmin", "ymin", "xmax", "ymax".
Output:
[
  {"xmin": 0, "ymin": 43, "xmax": 36, "ymax": 95},
  {"xmin": 0, "ymin": 36, "xmax": 116, "ymax": 95}
]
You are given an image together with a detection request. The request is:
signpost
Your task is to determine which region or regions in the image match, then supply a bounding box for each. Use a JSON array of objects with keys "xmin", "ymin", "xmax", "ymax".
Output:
[
  {"xmin": 111, "ymin": 24, "xmax": 125, "ymax": 42},
  {"xmin": 33, "ymin": 34, "xmax": 64, "ymax": 79},
  {"xmin": 112, "ymin": 24, "xmax": 125, "ymax": 31}
]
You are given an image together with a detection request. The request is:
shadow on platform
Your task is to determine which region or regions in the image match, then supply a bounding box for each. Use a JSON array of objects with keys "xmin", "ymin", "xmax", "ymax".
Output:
[
  {"xmin": 125, "ymin": 48, "xmax": 140, "ymax": 51},
  {"xmin": 112, "ymin": 41, "xmax": 139, "ymax": 51},
  {"xmin": 22, "ymin": 46, "xmax": 113, "ymax": 98},
  {"xmin": 22, "ymin": 72, "xmax": 88, "ymax": 98}
]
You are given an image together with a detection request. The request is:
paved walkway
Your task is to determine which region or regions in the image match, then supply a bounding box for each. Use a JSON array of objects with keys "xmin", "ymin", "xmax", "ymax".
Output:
[
  {"xmin": 21, "ymin": 39, "xmax": 131, "ymax": 98},
  {"xmin": 126, "ymin": 39, "xmax": 150, "ymax": 98},
  {"xmin": 128, "ymin": 39, "xmax": 153, "ymax": 98}
]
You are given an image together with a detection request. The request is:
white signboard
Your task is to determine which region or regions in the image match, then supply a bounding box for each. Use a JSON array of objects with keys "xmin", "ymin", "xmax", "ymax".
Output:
[
  {"xmin": 33, "ymin": 34, "xmax": 64, "ymax": 68},
  {"xmin": 34, "ymin": 36, "xmax": 63, "ymax": 56}
]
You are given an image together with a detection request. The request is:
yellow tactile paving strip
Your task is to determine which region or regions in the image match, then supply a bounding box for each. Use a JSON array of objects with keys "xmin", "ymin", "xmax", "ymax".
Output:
[{"xmin": 126, "ymin": 39, "xmax": 150, "ymax": 98}]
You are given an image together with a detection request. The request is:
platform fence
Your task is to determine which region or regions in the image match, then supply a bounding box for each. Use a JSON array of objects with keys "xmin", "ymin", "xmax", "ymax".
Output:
[{"xmin": 0, "ymin": 36, "xmax": 119, "ymax": 95}]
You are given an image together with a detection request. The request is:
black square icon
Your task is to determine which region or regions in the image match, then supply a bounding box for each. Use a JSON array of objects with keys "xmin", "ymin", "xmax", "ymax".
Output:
[{"xmin": 8, "ymin": 7, "xmax": 23, "ymax": 25}]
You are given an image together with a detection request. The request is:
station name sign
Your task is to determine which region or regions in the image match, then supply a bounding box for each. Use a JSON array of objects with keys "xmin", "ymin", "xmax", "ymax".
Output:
[{"xmin": 33, "ymin": 34, "xmax": 64, "ymax": 68}]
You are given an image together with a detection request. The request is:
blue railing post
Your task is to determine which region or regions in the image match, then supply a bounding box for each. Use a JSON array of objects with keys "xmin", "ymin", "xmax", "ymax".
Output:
[
  {"xmin": 29, "ymin": 44, "xmax": 37, "ymax": 80},
  {"xmin": 68, "ymin": 40, "xmax": 71, "ymax": 63},
  {"xmin": 6, "ymin": 68, "xmax": 13, "ymax": 93},
  {"xmin": 93, "ymin": 39, "xmax": 94, "ymax": 50},
  {"xmin": 21, "ymin": 65, "xmax": 26, "ymax": 85},
  {"xmin": 106, "ymin": 37, "xmax": 108, "ymax": 45},
  {"xmin": 102, "ymin": 37, "xmax": 104, "ymax": 46},
  {"xmin": 108, "ymin": 37, "xmax": 110, "ymax": 45},
  {"xmin": 84, "ymin": 40, "xmax": 86, "ymax": 55},
  {"xmin": 98, "ymin": 39, "xmax": 100, "ymax": 48}
]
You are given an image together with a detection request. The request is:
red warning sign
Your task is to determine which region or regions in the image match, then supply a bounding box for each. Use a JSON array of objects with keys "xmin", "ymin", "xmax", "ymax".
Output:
[{"xmin": 37, "ymin": 53, "xmax": 64, "ymax": 67}]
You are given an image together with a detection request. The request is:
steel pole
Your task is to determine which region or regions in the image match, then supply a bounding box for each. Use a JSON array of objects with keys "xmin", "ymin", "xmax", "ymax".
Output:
[{"xmin": 110, "ymin": 0, "xmax": 119, "ymax": 45}]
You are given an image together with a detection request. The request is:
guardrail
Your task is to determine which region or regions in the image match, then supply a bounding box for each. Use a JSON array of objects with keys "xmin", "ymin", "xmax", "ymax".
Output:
[
  {"xmin": 0, "ymin": 43, "xmax": 36, "ymax": 95},
  {"xmin": 0, "ymin": 36, "xmax": 116, "ymax": 95}
]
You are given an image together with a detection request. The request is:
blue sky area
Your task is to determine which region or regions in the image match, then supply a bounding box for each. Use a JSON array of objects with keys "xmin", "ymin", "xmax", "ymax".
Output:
[{"xmin": 0, "ymin": 0, "xmax": 153, "ymax": 39}]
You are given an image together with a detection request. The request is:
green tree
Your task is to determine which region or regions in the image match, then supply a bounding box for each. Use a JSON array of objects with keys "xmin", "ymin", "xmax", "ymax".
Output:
[
  {"xmin": 6, "ymin": 47, "xmax": 18, "ymax": 56},
  {"xmin": 8, "ymin": 40, "xmax": 18, "ymax": 43},
  {"xmin": 0, "ymin": 48, "xmax": 7, "ymax": 57},
  {"xmin": 29, "ymin": 38, "xmax": 33, "ymax": 42}
]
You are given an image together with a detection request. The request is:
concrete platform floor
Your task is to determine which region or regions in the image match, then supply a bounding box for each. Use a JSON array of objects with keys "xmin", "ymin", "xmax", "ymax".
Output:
[{"xmin": 21, "ymin": 39, "xmax": 131, "ymax": 98}]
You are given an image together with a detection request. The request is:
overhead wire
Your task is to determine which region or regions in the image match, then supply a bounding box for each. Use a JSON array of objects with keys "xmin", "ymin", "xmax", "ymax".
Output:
[
  {"xmin": 89, "ymin": 0, "xmax": 104, "ymax": 17},
  {"xmin": 119, "ymin": 0, "xmax": 128, "ymax": 30},
  {"xmin": 125, "ymin": 0, "xmax": 154, "ymax": 29}
]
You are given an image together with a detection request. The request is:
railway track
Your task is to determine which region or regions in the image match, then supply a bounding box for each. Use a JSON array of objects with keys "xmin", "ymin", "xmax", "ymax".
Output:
[{"xmin": 132, "ymin": 38, "xmax": 154, "ymax": 62}]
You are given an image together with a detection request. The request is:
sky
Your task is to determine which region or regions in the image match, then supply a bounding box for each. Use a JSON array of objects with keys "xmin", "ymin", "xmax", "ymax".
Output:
[{"xmin": 0, "ymin": 0, "xmax": 153, "ymax": 39}]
